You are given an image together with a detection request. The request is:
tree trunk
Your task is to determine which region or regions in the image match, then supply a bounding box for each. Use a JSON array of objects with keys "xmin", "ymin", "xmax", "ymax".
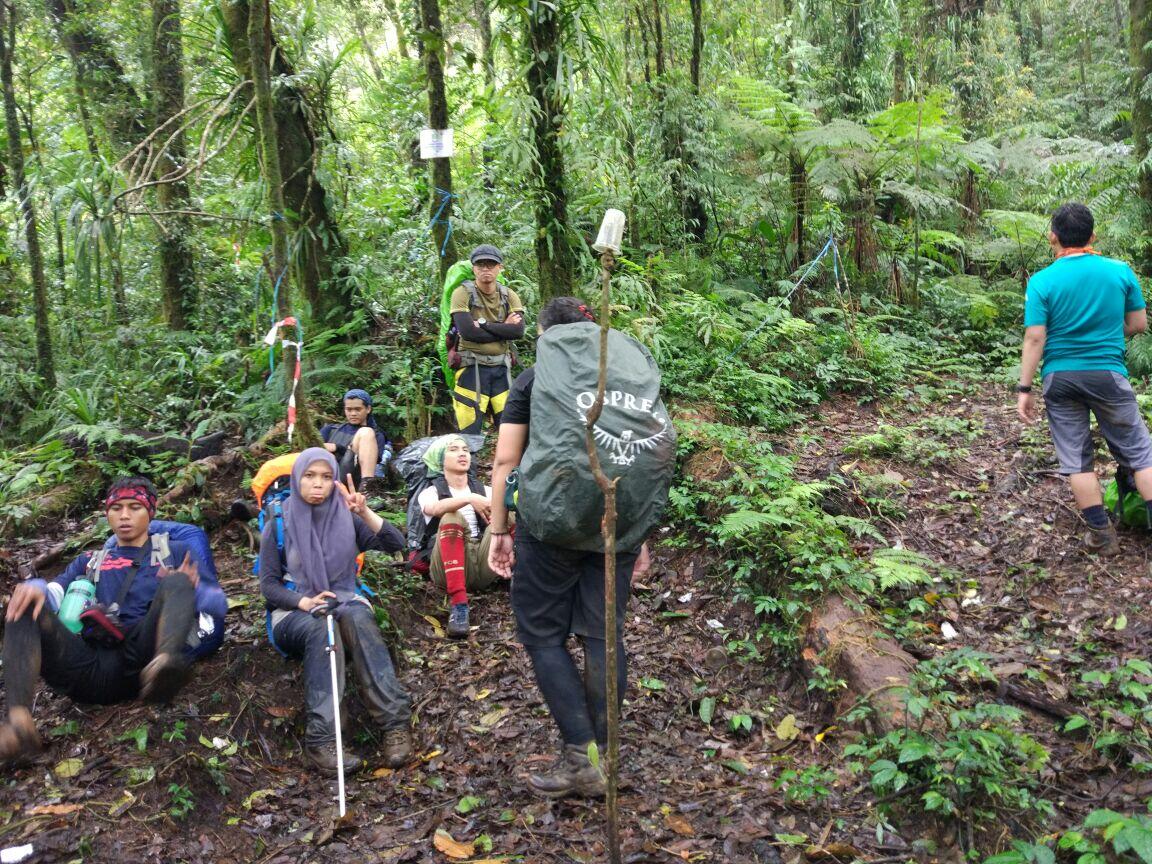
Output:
[
  {"xmin": 634, "ymin": 0, "xmax": 651, "ymax": 84},
  {"xmin": 348, "ymin": 0, "xmax": 387, "ymax": 81},
  {"xmin": 841, "ymin": 0, "xmax": 863, "ymax": 110},
  {"xmin": 474, "ymin": 0, "xmax": 495, "ymax": 192},
  {"xmin": 247, "ymin": 0, "xmax": 318, "ymax": 445},
  {"xmin": 1011, "ymin": 0, "xmax": 1030, "ymax": 68},
  {"xmin": 650, "ymin": 0, "xmax": 665, "ymax": 77},
  {"xmin": 0, "ymin": 0, "xmax": 55, "ymax": 387},
  {"xmin": 689, "ymin": 0, "xmax": 702, "ymax": 91},
  {"xmin": 222, "ymin": 0, "xmax": 354, "ymax": 325},
  {"xmin": 43, "ymin": 0, "xmax": 146, "ymax": 148},
  {"xmin": 683, "ymin": 0, "xmax": 707, "ymax": 244},
  {"xmin": 382, "ymin": 0, "xmax": 410, "ymax": 59},
  {"xmin": 18, "ymin": 100, "xmax": 68, "ymax": 298},
  {"xmin": 526, "ymin": 0, "xmax": 575, "ymax": 301},
  {"xmin": 893, "ymin": 43, "xmax": 906, "ymax": 102},
  {"xmin": 419, "ymin": 0, "xmax": 458, "ymax": 282},
  {"xmin": 152, "ymin": 0, "xmax": 197, "ymax": 330},
  {"xmin": 1133, "ymin": 0, "xmax": 1152, "ymax": 246},
  {"xmin": 789, "ymin": 151, "xmax": 806, "ymax": 269}
]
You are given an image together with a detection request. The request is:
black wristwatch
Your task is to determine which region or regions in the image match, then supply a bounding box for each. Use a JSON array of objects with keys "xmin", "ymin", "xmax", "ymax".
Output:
[{"xmin": 1015, "ymin": 384, "xmax": 1033, "ymax": 393}]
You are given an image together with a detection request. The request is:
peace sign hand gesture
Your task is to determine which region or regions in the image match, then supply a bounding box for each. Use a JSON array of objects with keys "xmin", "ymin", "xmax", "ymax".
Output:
[{"xmin": 336, "ymin": 473, "xmax": 367, "ymax": 516}]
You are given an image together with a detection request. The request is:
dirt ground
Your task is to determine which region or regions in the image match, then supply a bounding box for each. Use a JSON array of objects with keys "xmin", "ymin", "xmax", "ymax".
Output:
[{"xmin": 0, "ymin": 381, "xmax": 1149, "ymax": 862}]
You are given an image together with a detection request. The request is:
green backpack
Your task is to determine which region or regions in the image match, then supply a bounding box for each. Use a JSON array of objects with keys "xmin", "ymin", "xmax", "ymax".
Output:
[
  {"xmin": 517, "ymin": 322, "xmax": 677, "ymax": 553},
  {"xmin": 1104, "ymin": 477, "xmax": 1150, "ymax": 529}
]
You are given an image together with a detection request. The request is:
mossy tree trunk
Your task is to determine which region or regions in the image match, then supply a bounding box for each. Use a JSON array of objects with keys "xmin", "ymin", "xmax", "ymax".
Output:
[
  {"xmin": 246, "ymin": 0, "xmax": 318, "ymax": 446},
  {"xmin": 419, "ymin": 0, "xmax": 458, "ymax": 284},
  {"xmin": 152, "ymin": 0, "xmax": 197, "ymax": 330},
  {"xmin": 526, "ymin": 0, "xmax": 575, "ymax": 302},
  {"xmin": 1, "ymin": 0, "xmax": 55, "ymax": 387},
  {"xmin": 222, "ymin": 0, "xmax": 353, "ymax": 326}
]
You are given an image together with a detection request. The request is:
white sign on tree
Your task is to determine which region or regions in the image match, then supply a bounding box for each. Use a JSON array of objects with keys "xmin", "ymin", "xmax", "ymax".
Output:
[{"xmin": 419, "ymin": 128, "xmax": 455, "ymax": 159}]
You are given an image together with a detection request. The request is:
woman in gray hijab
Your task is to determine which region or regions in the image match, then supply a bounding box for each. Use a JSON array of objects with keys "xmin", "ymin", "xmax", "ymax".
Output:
[{"xmin": 259, "ymin": 447, "xmax": 413, "ymax": 773}]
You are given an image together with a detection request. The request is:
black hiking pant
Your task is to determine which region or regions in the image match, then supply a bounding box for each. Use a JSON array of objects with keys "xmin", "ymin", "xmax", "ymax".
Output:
[
  {"xmin": 3, "ymin": 574, "xmax": 197, "ymax": 707},
  {"xmin": 272, "ymin": 602, "xmax": 411, "ymax": 747},
  {"xmin": 511, "ymin": 525, "xmax": 638, "ymax": 747}
]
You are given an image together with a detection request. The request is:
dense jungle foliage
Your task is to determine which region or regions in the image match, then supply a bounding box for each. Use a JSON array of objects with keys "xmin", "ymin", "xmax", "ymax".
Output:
[{"xmin": 2, "ymin": 0, "xmax": 1152, "ymax": 858}]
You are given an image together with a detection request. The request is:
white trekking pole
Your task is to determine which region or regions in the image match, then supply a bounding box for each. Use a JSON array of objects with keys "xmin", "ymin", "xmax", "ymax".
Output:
[{"xmin": 313, "ymin": 599, "xmax": 346, "ymax": 816}]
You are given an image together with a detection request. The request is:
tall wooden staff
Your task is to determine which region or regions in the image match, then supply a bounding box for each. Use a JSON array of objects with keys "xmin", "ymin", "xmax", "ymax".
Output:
[{"xmin": 584, "ymin": 209, "xmax": 626, "ymax": 864}]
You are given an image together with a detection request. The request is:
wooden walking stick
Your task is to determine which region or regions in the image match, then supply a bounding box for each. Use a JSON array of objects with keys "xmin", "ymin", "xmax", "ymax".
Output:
[{"xmin": 585, "ymin": 208, "xmax": 626, "ymax": 864}]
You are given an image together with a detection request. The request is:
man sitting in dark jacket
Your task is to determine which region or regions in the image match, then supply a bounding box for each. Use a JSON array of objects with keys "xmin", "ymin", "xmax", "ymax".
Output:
[
  {"xmin": 320, "ymin": 388, "xmax": 391, "ymax": 490},
  {"xmin": 0, "ymin": 477, "xmax": 207, "ymax": 765}
]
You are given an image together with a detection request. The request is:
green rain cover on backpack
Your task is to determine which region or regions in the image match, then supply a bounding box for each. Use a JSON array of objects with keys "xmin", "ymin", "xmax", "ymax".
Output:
[
  {"xmin": 517, "ymin": 322, "xmax": 677, "ymax": 553},
  {"xmin": 1104, "ymin": 479, "xmax": 1150, "ymax": 528},
  {"xmin": 438, "ymin": 260, "xmax": 475, "ymax": 388}
]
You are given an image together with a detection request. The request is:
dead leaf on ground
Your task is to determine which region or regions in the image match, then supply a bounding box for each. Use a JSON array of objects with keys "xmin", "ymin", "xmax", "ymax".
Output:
[
  {"xmin": 433, "ymin": 828, "xmax": 475, "ymax": 860},
  {"xmin": 53, "ymin": 758, "xmax": 84, "ymax": 778},
  {"xmin": 27, "ymin": 803, "xmax": 83, "ymax": 816},
  {"xmin": 665, "ymin": 812, "xmax": 695, "ymax": 836},
  {"xmin": 775, "ymin": 714, "xmax": 800, "ymax": 741}
]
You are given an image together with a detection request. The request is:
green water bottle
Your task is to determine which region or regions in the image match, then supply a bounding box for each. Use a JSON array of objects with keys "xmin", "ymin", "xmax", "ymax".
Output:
[{"xmin": 58, "ymin": 578, "xmax": 95, "ymax": 634}]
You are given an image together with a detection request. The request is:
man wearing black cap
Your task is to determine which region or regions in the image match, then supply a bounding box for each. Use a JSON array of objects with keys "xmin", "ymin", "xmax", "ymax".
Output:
[{"xmin": 449, "ymin": 245, "xmax": 526, "ymax": 434}]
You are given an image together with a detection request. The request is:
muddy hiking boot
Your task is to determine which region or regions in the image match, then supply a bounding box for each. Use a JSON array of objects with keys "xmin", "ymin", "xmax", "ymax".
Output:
[
  {"xmin": 1082, "ymin": 522, "xmax": 1120, "ymax": 556},
  {"xmin": 305, "ymin": 745, "xmax": 363, "ymax": 775},
  {"xmin": 447, "ymin": 603, "xmax": 470, "ymax": 639},
  {"xmin": 0, "ymin": 709, "xmax": 43, "ymax": 766},
  {"xmin": 139, "ymin": 652, "xmax": 192, "ymax": 704},
  {"xmin": 528, "ymin": 743, "xmax": 607, "ymax": 799},
  {"xmin": 382, "ymin": 727, "xmax": 414, "ymax": 767}
]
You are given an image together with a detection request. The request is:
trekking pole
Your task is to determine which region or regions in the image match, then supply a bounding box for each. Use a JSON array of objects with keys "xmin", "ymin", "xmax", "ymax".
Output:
[
  {"xmin": 589, "ymin": 209, "xmax": 625, "ymax": 864},
  {"xmin": 312, "ymin": 598, "xmax": 346, "ymax": 817}
]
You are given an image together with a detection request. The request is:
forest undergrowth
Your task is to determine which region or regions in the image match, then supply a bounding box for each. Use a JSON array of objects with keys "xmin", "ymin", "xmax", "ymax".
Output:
[{"xmin": 2, "ymin": 362, "xmax": 1151, "ymax": 863}]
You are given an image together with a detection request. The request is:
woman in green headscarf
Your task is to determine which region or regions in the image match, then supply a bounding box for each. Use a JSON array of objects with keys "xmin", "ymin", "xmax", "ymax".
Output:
[{"xmin": 417, "ymin": 435, "xmax": 500, "ymax": 638}]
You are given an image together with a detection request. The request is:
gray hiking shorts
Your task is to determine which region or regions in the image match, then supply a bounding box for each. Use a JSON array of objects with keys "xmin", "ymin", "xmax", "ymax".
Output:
[{"xmin": 1043, "ymin": 370, "xmax": 1152, "ymax": 474}]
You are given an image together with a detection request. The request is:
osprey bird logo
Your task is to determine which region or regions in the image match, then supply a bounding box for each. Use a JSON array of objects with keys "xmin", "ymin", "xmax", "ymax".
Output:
[{"xmin": 584, "ymin": 414, "xmax": 670, "ymax": 467}]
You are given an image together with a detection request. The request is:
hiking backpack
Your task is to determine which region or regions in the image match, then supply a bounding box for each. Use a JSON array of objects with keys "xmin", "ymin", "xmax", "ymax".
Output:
[
  {"xmin": 96, "ymin": 520, "xmax": 227, "ymax": 659},
  {"xmin": 437, "ymin": 261, "xmax": 510, "ymax": 387},
  {"xmin": 394, "ymin": 434, "xmax": 486, "ymax": 563},
  {"xmin": 517, "ymin": 322, "xmax": 677, "ymax": 553},
  {"xmin": 1104, "ymin": 469, "xmax": 1150, "ymax": 529}
]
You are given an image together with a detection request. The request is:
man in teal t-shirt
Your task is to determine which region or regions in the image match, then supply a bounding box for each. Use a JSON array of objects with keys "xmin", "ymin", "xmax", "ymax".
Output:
[{"xmin": 1017, "ymin": 202, "xmax": 1152, "ymax": 554}]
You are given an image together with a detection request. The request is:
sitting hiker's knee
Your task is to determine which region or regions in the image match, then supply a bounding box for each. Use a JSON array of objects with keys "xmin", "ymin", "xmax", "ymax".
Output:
[
  {"xmin": 438, "ymin": 511, "xmax": 468, "ymax": 531},
  {"xmin": 157, "ymin": 571, "xmax": 196, "ymax": 598}
]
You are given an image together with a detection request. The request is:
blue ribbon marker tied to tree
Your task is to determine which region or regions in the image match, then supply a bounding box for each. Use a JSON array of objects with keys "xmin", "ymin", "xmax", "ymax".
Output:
[{"xmin": 428, "ymin": 187, "xmax": 457, "ymax": 257}]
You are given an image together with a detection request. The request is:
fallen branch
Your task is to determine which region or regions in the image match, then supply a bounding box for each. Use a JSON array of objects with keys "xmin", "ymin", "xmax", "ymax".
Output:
[
  {"xmin": 803, "ymin": 594, "xmax": 917, "ymax": 733},
  {"xmin": 160, "ymin": 450, "xmax": 246, "ymax": 506}
]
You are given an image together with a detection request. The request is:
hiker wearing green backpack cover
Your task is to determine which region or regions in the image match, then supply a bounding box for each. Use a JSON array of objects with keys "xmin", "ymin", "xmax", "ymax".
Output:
[
  {"xmin": 488, "ymin": 297, "xmax": 672, "ymax": 799},
  {"xmin": 441, "ymin": 245, "xmax": 526, "ymax": 435}
]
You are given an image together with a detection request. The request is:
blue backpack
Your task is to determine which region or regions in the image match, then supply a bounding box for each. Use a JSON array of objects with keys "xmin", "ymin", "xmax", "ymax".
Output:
[{"xmin": 100, "ymin": 520, "xmax": 227, "ymax": 660}]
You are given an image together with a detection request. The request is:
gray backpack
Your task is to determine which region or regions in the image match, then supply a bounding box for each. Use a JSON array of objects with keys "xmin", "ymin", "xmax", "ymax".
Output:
[{"xmin": 518, "ymin": 322, "xmax": 676, "ymax": 553}]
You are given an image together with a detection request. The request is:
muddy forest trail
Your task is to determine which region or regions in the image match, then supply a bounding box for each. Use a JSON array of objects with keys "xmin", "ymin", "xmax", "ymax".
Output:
[{"xmin": 1, "ymin": 378, "xmax": 1150, "ymax": 864}]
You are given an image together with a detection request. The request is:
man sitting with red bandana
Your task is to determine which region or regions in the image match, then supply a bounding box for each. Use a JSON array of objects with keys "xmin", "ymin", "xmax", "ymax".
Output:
[{"xmin": 0, "ymin": 477, "xmax": 206, "ymax": 765}]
